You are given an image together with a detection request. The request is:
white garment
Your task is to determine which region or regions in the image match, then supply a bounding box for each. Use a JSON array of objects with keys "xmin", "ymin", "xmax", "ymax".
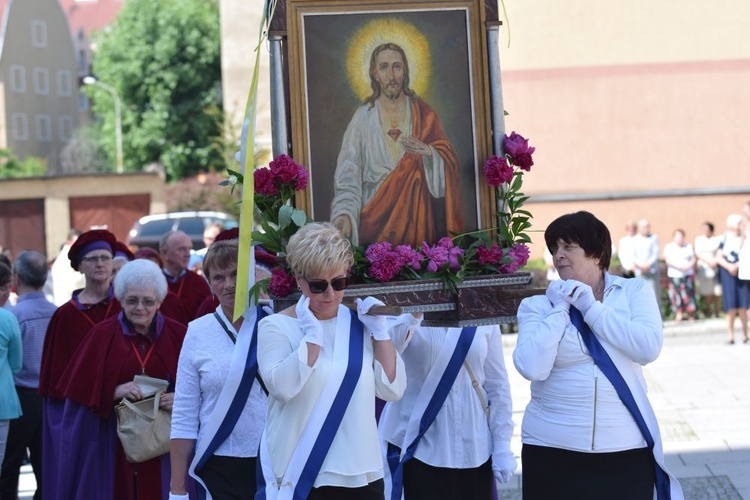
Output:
[
  {"xmin": 257, "ymin": 311, "xmax": 406, "ymax": 488},
  {"xmin": 50, "ymin": 244, "xmax": 85, "ymax": 306},
  {"xmin": 632, "ymin": 234, "xmax": 660, "ymax": 276},
  {"xmin": 170, "ymin": 310, "xmax": 267, "ymax": 457},
  {"xmin": 379, "ymin": 320, "xmax": 516, "ymax": 472},
  {"xmin": 663, "ymin": 242, "xmax": 695, "ymax": 279},
  {"xmin": 617, "ymin": 235, "xmax": 636, "ymax": 273},
  {"xmin": 514, "ymin": 274, "xmax": 662, "ymax": 452},
  {"xmin": 739, "ymin": 238, "xmax": 750, "ymax": 280},
  {"xmin": 330, "ymin": 98, "xmax": 445, "ymax": 246},
  {"xmin": 694, "ymin": 235, "xmax": 720, "ymax": 280}
]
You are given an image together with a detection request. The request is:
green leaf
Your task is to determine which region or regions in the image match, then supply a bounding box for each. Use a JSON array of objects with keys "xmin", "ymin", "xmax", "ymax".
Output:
[
  {"xmin": 291, "ymin": 209, "xmax": 308, "ymax": 227},
  {"xmin": 277, "ymin": 205, "xmax": 294, "ymax": 230}
]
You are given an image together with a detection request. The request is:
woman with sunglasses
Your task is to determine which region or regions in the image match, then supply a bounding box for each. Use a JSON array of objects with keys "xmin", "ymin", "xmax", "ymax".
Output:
[{"xmin": 257, "ymin": 222, "xmax": 406, "ymax": 499}]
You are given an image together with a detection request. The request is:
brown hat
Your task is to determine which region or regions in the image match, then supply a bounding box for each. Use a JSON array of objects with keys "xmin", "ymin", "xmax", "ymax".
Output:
[{"xmin": 68, "ymin": 229, "xmax": 117, "ymax": 271}]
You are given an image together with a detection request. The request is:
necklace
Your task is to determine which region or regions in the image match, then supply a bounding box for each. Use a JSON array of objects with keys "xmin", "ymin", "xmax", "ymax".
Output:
[{"xmin": 594, "ymin": 278, "xmax": 605, "ymax": 297}]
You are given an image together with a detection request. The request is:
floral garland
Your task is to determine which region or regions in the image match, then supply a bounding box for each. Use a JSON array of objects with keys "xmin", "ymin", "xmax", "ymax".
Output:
[{"xmin": 230, "ymin": 132, "xmax": 535, "ymax": 298}]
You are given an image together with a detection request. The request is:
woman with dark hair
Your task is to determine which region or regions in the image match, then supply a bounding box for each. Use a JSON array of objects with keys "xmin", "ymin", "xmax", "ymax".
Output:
[
  {"xmin": 514, "ymin": 211, "xmax": 682, "ymax": 500},
  {"xmin": 170, "ymin": 238, "xmax": 269, "ymax": 499}
]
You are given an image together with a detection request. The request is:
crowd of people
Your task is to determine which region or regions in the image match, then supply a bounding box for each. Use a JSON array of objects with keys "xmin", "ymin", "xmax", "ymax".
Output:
[
  {"xmin": 4, "ymin": 205, "xmax": 739, "ymax": 498},
  {"xmin": 612, "ymin": 202, "xmax": 750, "ymax": 344}
]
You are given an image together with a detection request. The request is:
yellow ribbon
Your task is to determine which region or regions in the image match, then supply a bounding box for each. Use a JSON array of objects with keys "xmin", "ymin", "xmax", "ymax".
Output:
[{"xmin": 234, "ymin": 0, "xmax": 277, "ymax": 321}]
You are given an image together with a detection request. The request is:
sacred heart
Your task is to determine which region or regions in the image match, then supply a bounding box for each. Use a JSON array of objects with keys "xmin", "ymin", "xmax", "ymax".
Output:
[{"xmin": 387, "ymin": 128, "xmax": 402, "ymax": 141}]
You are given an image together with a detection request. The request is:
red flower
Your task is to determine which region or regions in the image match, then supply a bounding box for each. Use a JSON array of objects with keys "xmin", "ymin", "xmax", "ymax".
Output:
[
  {"xmin": 503, "ymin": 132, "xmax": 535, "ymax": 171},
  {"xmin": 268, "ymin": 267, "xmax": 295, "ymax": 297},
  {"xmin": 254, "ymin": 167, "xmax": 278, "ymax": 196},
  {"xmin": 483, "ymin": 155, "xmax": 514, "ymax": 187},
  {"xmin": 477, "ymin": 242, "xmax": 503, "ymax": 265}
]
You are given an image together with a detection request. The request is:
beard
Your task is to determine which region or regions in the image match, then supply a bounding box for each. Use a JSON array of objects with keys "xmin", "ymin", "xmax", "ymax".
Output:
[{"xmin": 381, "ymin": 82, "xmax": 403, "ymax": 100}]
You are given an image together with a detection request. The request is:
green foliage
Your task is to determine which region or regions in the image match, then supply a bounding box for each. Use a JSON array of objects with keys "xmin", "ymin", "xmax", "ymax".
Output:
[
  {"xmin": 0, "ymin": 148, "xmax": 47, "ymax": 178},
  {"xmin": 90, "ymin": 0, "xmax": 224, "ymax": 179}
]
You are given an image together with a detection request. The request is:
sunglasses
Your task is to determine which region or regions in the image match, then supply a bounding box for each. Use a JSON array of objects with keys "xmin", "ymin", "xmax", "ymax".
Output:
[{"xmin": 303, "ymin": 276, "xmax": 350, "ymax": 294}]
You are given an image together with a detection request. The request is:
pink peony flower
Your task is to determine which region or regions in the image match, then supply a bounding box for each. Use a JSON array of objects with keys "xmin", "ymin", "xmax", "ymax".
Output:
[
  {"xmin": 477, "ymin": 242, "xmax": 503, "ymax": 265},
  {"xmin": 269, "ymin": 154, "xmax": 299, "ymax": 185},
  {"xmin": 294, "ymin": 163, "xmax": 310, "ymax": 191},
  {"xmin": 268, "ymin": 267, "xmax": 295, "ymax": 297},
  {"xmin": 369, "ymin": 254, "xmax": 403, "ymax": 282},
  {"xmin": 437, "ymin": 237, "xmax": 454, "ymax": 249},
  {"xmin": 483, "ymin": 155, "xmax": 514, "ymax": 187},
  {"xmin": 365, "ymin": 241, "xmax": 394, "ymax": 263},
  {"xmin": 503, "ymin": 132, "xmax": 535, "ymax": 172},
  {"xmin": 421, "ymin": 241, "xmax": 449, "ymax": 272},
  {"xmin": 448, "ymin": 246, "xmax": 464, "ymax": 271},
  {"xmin": 498, "ymin": 243, "xmax": 530, "ymax": 274},
  {"xmin": 254, "ymin": 167, "xmax": 278, "ymax": 196},
  {"xmin": 395, "ymin": 245, "xmax": 422, "ymax": 270}
]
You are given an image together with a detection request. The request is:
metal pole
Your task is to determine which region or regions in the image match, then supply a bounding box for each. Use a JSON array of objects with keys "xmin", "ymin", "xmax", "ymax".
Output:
[
  {"xmin": 486, "ymin": 24, "xmax": 505, "ymax": 156},
  {"xmin": 269, "ymin": 35, "xmax": 288, "ymax": 157}
]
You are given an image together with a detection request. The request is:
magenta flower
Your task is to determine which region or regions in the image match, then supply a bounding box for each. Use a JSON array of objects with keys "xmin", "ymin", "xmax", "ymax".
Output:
[
  {"xmin": 448, "ymin": 246, "xmax": 464, "ymax": 271},
  {"xmin": 254, "ymin": 167, "xmax": 278, "ymax": 196},
  {"xmin": 369, "ymin": 254, "xmax": 403, "ymax": 282},
  {"xmin": 395, "ymin": 245, "xmax": 422, "ymax": 270},
  {"xmin": 269, "ymin": 154, "xmax": 299, "ymax": 185},
  {"xmin": 365, "ymin": 241, "xmax": 394, "ymax": 263},
  {"xmin": 477, "ymin": 242, "xmax": 503, "ymax": 265},
  {"xmin": 268, "ymin": 267, "xmax": 295, "ymax": 297},
  {"xmin": 503, "ymin": 132, "xmax": 535, "ymax": 171},
  {"xmin": 498, "ymin": 243, "xmax": 530, "ymax": 274},
  {"xmin": 293, "ymin": 163, "xmax": 310, "ymax": 191},
  {"xmin": 421, "ymin": 241, "xmax": 449, "ymax": 272},
  {"xmin": 483, "ymin": 155, "xmax": 514, "ymax": 187}
]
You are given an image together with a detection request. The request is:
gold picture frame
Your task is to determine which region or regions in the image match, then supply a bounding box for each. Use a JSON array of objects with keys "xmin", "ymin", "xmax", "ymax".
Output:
[{"xmin": 286, "ymin": 0, "xmax": 496, "ymax": 247}]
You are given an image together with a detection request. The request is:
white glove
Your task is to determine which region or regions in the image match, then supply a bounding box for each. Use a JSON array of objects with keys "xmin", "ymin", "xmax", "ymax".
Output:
[
  {"xmin": 494, "ymin": 469, "xmax": 514, "ymax": 484},
  {"xmin": 563, "ymin": 279, "xmax": 596, "ymax": 314},
  {"xmin": 295, "ymin": 296, "xmax": 324, "ymax": 346},
  {"xmin": 168, "ymin": 493, "xmax": 189, "ymax": 500},
  {"xmin": 262, "ymin": 304, "xmax": 274, "ymax": 316},
  {"xmin": 545, "ymin": 281, "xmax": 570, "ymax": 311},
  {"xmin": 356, "ymin": 297, "xmax": 389, "ymax": 341}
]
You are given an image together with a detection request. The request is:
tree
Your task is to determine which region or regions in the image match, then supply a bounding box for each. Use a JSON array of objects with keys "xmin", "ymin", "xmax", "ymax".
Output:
[
  {"xmin": 0, "ymin": 148, "xmax": 47, "ymax": 178},
  {"xmin": 90, "ymin": 0, "xmax": 224, "ymax": 179}
]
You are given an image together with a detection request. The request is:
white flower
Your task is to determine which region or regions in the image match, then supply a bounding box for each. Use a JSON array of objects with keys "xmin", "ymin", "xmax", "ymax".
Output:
[{"xmin": 227, "ymin": 175, "xmax": 238, "ymax": 186}]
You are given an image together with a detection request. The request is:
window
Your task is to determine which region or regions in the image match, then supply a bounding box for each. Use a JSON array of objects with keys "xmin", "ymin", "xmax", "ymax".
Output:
[
  {"xmin": 79, "ymin": 93, "xmax": 89, "ymax": 112},
  {"xmin": 35, "ymin": 115, "xmax": 52, "ymax": 142},
  {"xmin": 11, "ymin": 113, "xmax": 29, "ymax": 141},
  {"xmin": 59, "ymin": 116, "xmax": 74, "ymax": 142},
  {"xmin": 33, "ymin": 67, "xmax": 49, "ymax": 95},
  {"xmin": 9, "ymin": 65, "xmax": 26, "ymax": 93},
  {"xmin": 31, "ymin": 20, "xmax": 47, "ymax": 48},
  {"xmin": 57, "ymin": 70, "xmax": 72, "ymax": 96}
]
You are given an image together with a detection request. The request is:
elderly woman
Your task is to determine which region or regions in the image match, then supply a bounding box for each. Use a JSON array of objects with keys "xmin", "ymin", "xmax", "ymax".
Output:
[
  {"xmin": 717, "ymin": 214, "xmax": 749, "ymax": 344},
  {"xmin": 0, "ymin": 307, "xmax": 22, "ymax": 466},
  {"xmin": 663, "ymin": 228, "xmax": 698, "ymax": 321},
  {"xmin": 39, "ymin": 229, "xmax": 123, "ymax": 497},
  {"xmin": 257, "ymin": 222, "xmax": 406, "ymax": 499},
  {"xmin": 0, "ymin": 262, "xmax": 11, "ymax": 308},
  {"xmin": 514, "ymin": 211, "xmax": 682, "ymax": 500},
  {"xmin": 53, "ymin": 259, "xmax": 186, "ymax": 500},
  {"xmin": 170, "ymin": 239, "xmax": 270, "ymax": 499}
]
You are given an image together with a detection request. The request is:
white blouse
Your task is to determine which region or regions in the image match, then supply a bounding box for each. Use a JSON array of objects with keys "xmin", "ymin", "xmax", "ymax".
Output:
[
  {"xmin": 257, "ymin": 311, "xmax": 406, "ymax": 488},
  {"xmin": 171, "ymin": 311, "xmax": 267, "ymax": 457},
  {"xmin": 378, "ymin": 319, "xmax": 516, "ymax": 472}
]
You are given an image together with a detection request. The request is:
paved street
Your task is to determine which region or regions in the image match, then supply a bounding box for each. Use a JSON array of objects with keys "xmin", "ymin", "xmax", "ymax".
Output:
[
  {"xmin": 498, "ymin": 317, "xmax": 750, "ymax": 499},
  {"xmin": 15, "ymin": 319, "xmax": 750, "ymax": 499}
]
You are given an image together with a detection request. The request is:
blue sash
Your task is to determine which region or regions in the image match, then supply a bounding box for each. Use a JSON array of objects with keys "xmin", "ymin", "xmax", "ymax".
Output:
[
  {"xmin": 194, "ymin": 304, "xmax": 267, "ymax": 473},
  {"xmin": 256, "ymin": 309, "xmax": 364, "ymax": 500},
  {"xmin": 386, "ymin": 326, "xmax": 476, "ymax": 500},
  {"xmin": 569, "ymin": 306, "xmax": 671, "ymax": 499}
]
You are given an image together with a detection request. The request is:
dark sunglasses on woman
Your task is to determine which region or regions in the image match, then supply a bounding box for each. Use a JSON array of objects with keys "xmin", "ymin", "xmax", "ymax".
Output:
[{"xmin": 304, "ymin": 276, "xmax": 350, "ymax": 294}]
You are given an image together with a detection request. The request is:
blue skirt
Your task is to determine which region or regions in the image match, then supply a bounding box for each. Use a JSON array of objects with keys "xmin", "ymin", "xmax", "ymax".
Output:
[{"xmin": 718, "ymin": 267, "xmax": 750, "ymax": 310}]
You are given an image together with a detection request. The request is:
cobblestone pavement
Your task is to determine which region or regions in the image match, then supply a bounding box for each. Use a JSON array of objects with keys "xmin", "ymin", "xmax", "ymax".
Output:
[{"xmin": 498, "ymin": 317, "xmax": 750, "ymax": 499}]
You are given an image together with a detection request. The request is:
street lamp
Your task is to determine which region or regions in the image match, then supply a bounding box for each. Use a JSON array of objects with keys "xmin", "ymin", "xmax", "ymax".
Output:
[{"xmin": 83, "ymin": 75, "xmax": 123, "ymax": 174}]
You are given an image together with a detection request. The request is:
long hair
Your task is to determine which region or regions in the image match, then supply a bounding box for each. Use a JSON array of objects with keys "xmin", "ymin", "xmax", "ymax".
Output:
[{"xmin": 365, "ymin": 43, "xmax": 415, "ymax": 109}]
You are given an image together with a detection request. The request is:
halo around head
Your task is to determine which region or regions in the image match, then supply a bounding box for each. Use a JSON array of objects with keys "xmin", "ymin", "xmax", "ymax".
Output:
[{"xmin": 346, "ymin": 18, "xmax": 431, "ymax": 101}]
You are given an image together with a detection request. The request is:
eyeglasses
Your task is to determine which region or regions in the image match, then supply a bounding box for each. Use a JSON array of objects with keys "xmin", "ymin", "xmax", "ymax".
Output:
[
  {"xmin": 303, "ymin": 276, "xmax": 350, "ymax": 294},
  {"xmin": 81, "ymin": 254, "xmax": 112, "ymax": 263},
  {"xmin": 123, "ymin": 297, "xmax": 158, "ymax": 308}
]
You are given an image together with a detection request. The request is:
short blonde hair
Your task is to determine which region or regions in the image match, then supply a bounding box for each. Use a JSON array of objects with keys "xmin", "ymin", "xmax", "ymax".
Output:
[
  {"xmin": 202, "ymin": 239, "xmax": 239, "ymax": 281},
  {"xmin": 286, "ymin": 222, "xmax": 353, "ymax": 277}
]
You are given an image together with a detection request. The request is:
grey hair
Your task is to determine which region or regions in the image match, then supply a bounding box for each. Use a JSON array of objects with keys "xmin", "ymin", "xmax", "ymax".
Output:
[
  {"xmin": 14, "ymin": 251, "xmax": 49, "ymax": 289},
  {"xmin": 286, "ymin": 222, "xmax": 353, "ymax": 278},
  {"xmin": 114, "ymin": 259, "xmax": 168, "ymax": 302}
]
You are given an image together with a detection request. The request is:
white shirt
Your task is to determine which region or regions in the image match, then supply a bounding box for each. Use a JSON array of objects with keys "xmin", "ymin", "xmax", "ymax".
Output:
[
  {"xmin": 379, "ymin": 320, "xmax": 516, "ymax": 472},
  {"xmin": 617, "ymin": 235, "xmax": 636, "ymax": 272},
  {"xmin": 514, "ymin": 274, "xmax": 663, "ymax": 452},
  {"xmin": 171, "ymin": 311, "xmax": 267, "ymax": 457},
  {"xmin": 663, "ymin": 242, "xmax": 695, "ymax": 278},
  {"xmin": 258, "ymin": 312, "xmax": 406, "ymax": 488},
  {"xmin": 694, "ymin": 235, "xmax": 720, "ymax": 279},
  {"xmin": 632, "ymin": 234, "xmax": 660, "ymax": 276}
]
